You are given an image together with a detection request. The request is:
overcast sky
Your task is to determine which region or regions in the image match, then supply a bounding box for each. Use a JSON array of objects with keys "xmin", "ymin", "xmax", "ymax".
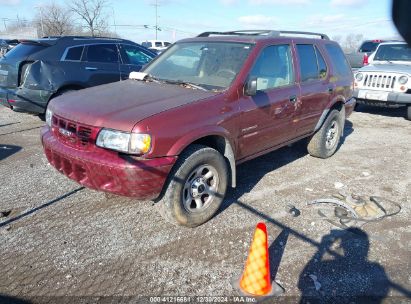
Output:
[{"xmin": 0, "ymin": 0, "xmax": 400, "ymax": 42}]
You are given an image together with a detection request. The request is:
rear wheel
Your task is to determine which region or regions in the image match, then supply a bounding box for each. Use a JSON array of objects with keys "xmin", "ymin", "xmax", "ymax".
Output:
[
  {"xmin": 157, "ymin": 144, "xmax": 228, "ymax": 228},
  {"xmin": 307, "ymin": 109, "xmax": 343, "ymax": 159}
]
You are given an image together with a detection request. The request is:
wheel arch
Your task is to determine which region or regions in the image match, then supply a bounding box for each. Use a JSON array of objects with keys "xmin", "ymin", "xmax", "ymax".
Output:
[
  {"xmin": 168, "ymin": 130, "xmax": 237, "ymax": 188},
  {"xmin": 314, "ymin": 97, "xmax": 346, "ymax": 132}
]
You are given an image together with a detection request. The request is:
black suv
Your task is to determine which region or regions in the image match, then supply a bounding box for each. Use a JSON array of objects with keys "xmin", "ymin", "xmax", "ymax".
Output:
[{"xmin": 0, "ymin": 36, "xmax": 156, "ymax": 116}]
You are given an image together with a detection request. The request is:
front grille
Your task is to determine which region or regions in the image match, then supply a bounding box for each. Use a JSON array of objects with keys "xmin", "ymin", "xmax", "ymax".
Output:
[
  {"xmin": 362, "ymin": 74, "xmax": 396, "ymax": 89},
  {"xmin": 52, "ymin": 115, "xmax": 99, "ymax": 150}
]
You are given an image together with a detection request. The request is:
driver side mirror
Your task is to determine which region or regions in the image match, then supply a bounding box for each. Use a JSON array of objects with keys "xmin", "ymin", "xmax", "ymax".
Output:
[{"xmin": 245, "ymin": 77, "xmax": 258, "ymax": 96}]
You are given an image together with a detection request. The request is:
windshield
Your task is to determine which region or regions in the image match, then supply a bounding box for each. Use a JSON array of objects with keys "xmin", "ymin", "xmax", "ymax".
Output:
[
  {"xmin": 374, "ymin": 44, "xmax": 411, "ymax": 62},
  {"xmin": 143, "ymin": 42, "xmax": 254, "ymax": 90}
]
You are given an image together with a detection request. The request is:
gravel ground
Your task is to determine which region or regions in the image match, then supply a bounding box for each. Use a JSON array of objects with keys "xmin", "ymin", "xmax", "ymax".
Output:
[{"xmin": 0, "ymin": 105, "xmax": 410, "ymax": 303}]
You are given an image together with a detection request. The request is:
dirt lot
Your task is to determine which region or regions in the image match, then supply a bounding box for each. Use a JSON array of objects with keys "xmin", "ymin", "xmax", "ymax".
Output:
[{"xmin": 0, "ymin": 105, "xmax": 410, "ymax": 303}]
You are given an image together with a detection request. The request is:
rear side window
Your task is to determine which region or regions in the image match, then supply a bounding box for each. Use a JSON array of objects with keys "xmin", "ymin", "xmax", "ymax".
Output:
[
  {"xmin": 250, "ymin": 44, "xmax": 294, "ymax": 90},
  {"xmin": 86, "ymin": 44, "xmax": 119, "ymax": 63},
  {"xmin": 3, "ymin": 43, "xmax": 45, "ymax": 60},
  {"xmin": 64, "ymin": 46, "xmax": 84, "ymax": 61},
  {"xmin": 155, "ymin": 42, "xmax": 162, "ymax": 47},
  {"xmin": 164, "ymin": 42, "xmax": 171, "ymax": 47},
  {"xmin": 296, "ymin": 44, "xmax": 319, "ymax": 82},
  {"xmin": 316, "ymin": 47, "xmax": 328, "ymax": 79},
  {"xmin": 325, "ymin": 44, "xmax": 352, "ymax": 77}
]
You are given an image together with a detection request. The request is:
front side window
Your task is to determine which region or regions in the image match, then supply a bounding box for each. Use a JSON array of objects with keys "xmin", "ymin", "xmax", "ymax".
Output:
[
  {"xmin": 249, "ymin": 44, "xmax": 294, "ymax": 91},
  {"xmin": 121, "ymin": 44, "xmax": 155, "ymax": 65},
  {"xmin": 374, "ymin": 43, "xmax": 411, "ymax": 62},
  {"xmin": 86, "ymin": 44, "xmax": 119, "ymax": 63},
  {"xmin": 143, "ymin": 42, "xmax": 254, "ymax": 90}
]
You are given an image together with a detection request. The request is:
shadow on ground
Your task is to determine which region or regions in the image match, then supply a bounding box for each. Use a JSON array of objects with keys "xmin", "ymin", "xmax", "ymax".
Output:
[
  {"xmin": 0, "ymin": 145, "xmax": 22, "ymax": 161},
  {"xmin": 355, "ymin": 104, "xmax": 408, "ymax": 119}
]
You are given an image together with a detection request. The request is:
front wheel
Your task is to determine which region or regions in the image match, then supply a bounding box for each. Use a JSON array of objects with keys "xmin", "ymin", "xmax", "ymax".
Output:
[
  {"xmin": 307, "ymin": 109, "xmax": 343, "ymax": 159},
  {"xmin": 157, "ymin": 144, "xmax": 228, "ymax": 228}
]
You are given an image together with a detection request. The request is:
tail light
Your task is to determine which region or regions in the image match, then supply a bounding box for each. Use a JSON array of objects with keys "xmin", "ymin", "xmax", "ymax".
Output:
[
  {"xmin": 18, "ymin": 61, "xmax": 33, "ymax": 86},
  {"xmin": 363, "ymin": 54, "xmax": 369, "ymax": 66}
]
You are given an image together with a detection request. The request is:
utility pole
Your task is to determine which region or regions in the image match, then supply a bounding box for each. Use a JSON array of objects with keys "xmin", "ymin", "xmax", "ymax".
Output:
[{"xmin": 151, "ymin": 0, "xmax": 160, "ymax": 40}]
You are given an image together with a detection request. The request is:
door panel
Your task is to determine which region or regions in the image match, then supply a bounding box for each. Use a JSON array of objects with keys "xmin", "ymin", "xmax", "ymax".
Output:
[
  {"xmin": 238, "ymin": 85, "xmax": 300, "ymax": 159},
  {"xmin": 83, "ymin": 44, "xmax": 126, "ymax": 86},
  {"xmin": 237, "ymin": 44, "xmax": 299, "ymax": 159},
  {"xmin": 294, "ymin": 44, "xmax": 332, "ymax": 136}
]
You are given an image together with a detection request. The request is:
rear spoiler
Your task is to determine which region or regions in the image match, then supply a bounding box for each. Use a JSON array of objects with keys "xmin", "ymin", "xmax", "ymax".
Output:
[{"xmin": 19, "ymin": 39, "xmax": 55, "ymax": 47}]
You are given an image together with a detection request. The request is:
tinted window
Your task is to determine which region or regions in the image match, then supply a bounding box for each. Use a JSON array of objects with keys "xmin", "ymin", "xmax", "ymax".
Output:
[
  {"xmin": 325, "ymin": 44, "xmax": 352, "ymax": 77},
  {"xmin": 121, "ymin": 44, "xmax": 155, "ymax": 65},
  {"xmin": 316, "ymin": 47, "xmax": 328, "ymax": 79},
  {"xmin": 64, "ymin": 46, "xmax": 83, "ymax": 61},
  {"xmin": 297, "ymin": 44, "xmax": 319, "ymax": 82},
  {"xmin": 142, "ymin": 42, "xmax": 150, "ymax": 48},
  {"xmin": 2, "ymin": 43, "xmax": 45, "ymax": 60},
  {"xmin": 359, "ymin": 41, "xmax": 379, "ymax": 53},
  {"xmin": 155, "ymin": 42, "xmax": 162, "ymax": 47},
  {"xmin": 164, "ymin": 42, "xmax": 171, "ymax": 47},
  {"xmin": 374, "ymin": 44, "xmax": 411, "ymax": 61},
  {"xmin": 250, "ymin": 44, "xmax": 294, "ymax": 90},
  {"xmin": 86, "ymin": 44, "xmax": 118, "ymax": 63}
]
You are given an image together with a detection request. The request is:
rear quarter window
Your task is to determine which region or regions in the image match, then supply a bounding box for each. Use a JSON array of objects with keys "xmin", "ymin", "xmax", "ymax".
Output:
[
  {"xmin": 63, "ymin": 46, "xmax": 84, "ymax": 61},
  {"xmin": 325, "ymin": 44, "xmax": 352, "ymax": 77},
  {"xmin": 2, "ymin": 43, "xmax": 45, "ymax": 60}
]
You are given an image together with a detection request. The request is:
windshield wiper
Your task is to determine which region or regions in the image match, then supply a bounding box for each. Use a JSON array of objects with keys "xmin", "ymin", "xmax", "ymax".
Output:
[{"xmin": 163, "ymin": 79, "xmax": 208, "ymax": 91}]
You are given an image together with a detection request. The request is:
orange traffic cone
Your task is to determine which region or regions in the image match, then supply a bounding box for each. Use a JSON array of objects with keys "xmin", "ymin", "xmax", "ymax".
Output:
[{"xmin": 234, "ymin": 222, "xmax": 283, "ymax": 297}]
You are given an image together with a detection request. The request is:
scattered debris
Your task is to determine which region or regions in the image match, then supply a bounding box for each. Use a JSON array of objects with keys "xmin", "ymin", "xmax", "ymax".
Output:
[
  {"xmin": 334, "ymin": 182, "xmax": 345, "ymax": 189},
  {"xmin": 309, "ymin": 274, "xmax": 321, "ymax": 291},
  {"xmin": 362, "ymin": 172, "xmax": 371, "ymax": 177},
  {"xmin": 307, "ymin": 193, "xmax": 402, "ymax": 229},
  {"xmin": 305, "ymin": 188, "xmax": 314, "ymax": 192},
  {"xmin": 4, "ymin": 226, "xmax": 11, "ymax": 231},
  {"xmin": 1, "ymin": 210, "xmax": 12, "ymax": 218},
  {"xmin": 286, "ymin": 204, "xmax": 301, "ymax": 217}
]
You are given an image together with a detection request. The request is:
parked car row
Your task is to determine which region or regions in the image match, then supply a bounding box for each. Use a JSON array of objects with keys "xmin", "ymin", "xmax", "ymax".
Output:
[{"xmin": 0, "ymin": 36, "xmax": 156, "ymax": 117}]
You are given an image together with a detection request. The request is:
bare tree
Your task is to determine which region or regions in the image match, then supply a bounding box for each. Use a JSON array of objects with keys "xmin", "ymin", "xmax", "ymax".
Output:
[
  {"xmin": 34, "ymin": 3, "xmax": 74, "ymax": 36},
  {"xmin": 69, "ymin": 0, "xmax": 108, "ymax": 36},
  {"xmin": 344, "ymin": 33, "xmax": 364, "ymax": 53}
]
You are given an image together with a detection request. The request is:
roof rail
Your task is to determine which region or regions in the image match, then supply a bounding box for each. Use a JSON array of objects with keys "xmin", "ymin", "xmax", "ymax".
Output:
[
  {"xmin": 197, "ymin": 30, "xmax": 330, "ymax": 40},
  {"xmin": 41, "ymin": 35, "xmax": 122, "ymax": 40}
]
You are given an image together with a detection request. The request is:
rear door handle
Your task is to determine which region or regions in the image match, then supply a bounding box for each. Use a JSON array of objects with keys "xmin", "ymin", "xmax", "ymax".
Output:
[
  {"xmin": 289, "ymin": 95, "xmax": 297, "ymax": 103},
  {"xmin": 85, "ymin": 67, "xmax": 98, "ymax": 71}
]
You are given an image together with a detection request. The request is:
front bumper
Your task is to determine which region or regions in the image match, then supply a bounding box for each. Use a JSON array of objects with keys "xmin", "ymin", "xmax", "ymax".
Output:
[
  {"xmin": 353, "ymin": 89, "xmax": 411, "ymax": 106},
  {"xmin": 0, "ymin": 86, "xmax": 52, "ymax": 114},
  {"xmin": 41, "ymin": 126, "xmax": 177, "ymax": 200}
]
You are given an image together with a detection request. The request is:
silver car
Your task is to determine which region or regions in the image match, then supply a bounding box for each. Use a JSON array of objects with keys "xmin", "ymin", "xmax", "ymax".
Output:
[{"xmin": 353, "ymin": 41, "xmax": 411, "ymax": 120}]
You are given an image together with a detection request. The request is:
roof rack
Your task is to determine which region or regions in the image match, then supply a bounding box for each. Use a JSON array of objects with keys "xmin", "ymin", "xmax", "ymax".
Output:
[
  {"xmin": 197, "ymin": 30, "xmax": 330, "ymax": 40},
  {"xmin": 41, "ymin": 35, "xmax": 122, "ymax": 40}
]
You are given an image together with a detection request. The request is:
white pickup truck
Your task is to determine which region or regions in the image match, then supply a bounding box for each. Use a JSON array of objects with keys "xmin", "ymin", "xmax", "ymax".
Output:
[{"xmin": 353, "ymin": 41, "xmax": 411, "ymax": 120}]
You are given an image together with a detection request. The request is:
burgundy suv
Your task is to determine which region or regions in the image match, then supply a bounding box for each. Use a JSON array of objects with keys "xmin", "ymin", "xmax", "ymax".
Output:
[{"xmin": 42, "ymin": 30, "xmax": 355, "ymax": 227}]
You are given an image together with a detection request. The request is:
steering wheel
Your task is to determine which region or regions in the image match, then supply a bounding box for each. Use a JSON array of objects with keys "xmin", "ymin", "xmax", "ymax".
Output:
[{"xmin": 215, "ymin": 69, "xmax": 236, "ymax": 78}]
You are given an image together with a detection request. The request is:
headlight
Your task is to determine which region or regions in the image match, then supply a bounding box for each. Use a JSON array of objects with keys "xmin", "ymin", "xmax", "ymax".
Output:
[
  {"xmin": 355, "ymin": 73, "xmax": 363, "ymax": 82},
  {"xmin": 96, "ymin": 129, "xmax": 151, "ymax": 155},
  {"xmin": 399, "ymin": 76, "xmax": 408, "ymax": 85},
  {"xmin": 46, "ymin": 109, "xmax": 53, "ymax": 127}
]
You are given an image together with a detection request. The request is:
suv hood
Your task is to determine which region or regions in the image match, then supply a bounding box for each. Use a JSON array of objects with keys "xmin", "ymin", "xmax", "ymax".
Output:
[
  {"xmin": 49, "ymin": 79, "xmax": 219, "ymax": 131},
  {"xmin": 360, "ymin": 63, "xmax": 411, "ymax": 74}
]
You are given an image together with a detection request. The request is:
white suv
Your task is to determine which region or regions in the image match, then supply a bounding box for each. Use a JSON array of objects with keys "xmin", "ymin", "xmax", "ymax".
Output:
[
  {"xmin": 353, "ymin": 41, "xmax": 411, "ymax": 120},
  {"xmin": 141, "ymin": 40, "xmax": 171, "ymax": 54}
]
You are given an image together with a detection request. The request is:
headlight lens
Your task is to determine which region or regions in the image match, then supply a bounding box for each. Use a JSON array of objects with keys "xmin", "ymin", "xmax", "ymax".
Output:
[
  {"xmin": 399, "ymin": 76, "xmax": 408, "ymax": 85},
  {"xmin": 355, "ymin": 73, "xmax": 363, "ymax": 82},
  {"xmin": 96, "ymin": 129, "xmax": 151, "ymax": 154},
  {"xmin": 46, "ymin": 109, "xmax": 53, "ymax": 127}
]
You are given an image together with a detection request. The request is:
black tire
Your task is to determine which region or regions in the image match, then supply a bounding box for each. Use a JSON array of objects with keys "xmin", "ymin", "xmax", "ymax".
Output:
[
  {"xmin": 307, "ymin": 109, "xmax": 343, "ymax": 159},
  {"xmin": 157, "ymin": 144, "xmax": 228, "ymax": 228},
  {"xmin": 407, "ymin": 106, "xmax": 411, "ymax": 121}
]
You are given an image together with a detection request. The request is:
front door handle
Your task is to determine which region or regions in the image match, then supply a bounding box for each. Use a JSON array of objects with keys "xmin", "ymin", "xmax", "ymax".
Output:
[
  {"xmin": 85, "ymin": 67, "xmax": 98, "ymax": 71},
  {"xmin": 289, "ymin": 95, "xmax": 297, "ymax": 104}
]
